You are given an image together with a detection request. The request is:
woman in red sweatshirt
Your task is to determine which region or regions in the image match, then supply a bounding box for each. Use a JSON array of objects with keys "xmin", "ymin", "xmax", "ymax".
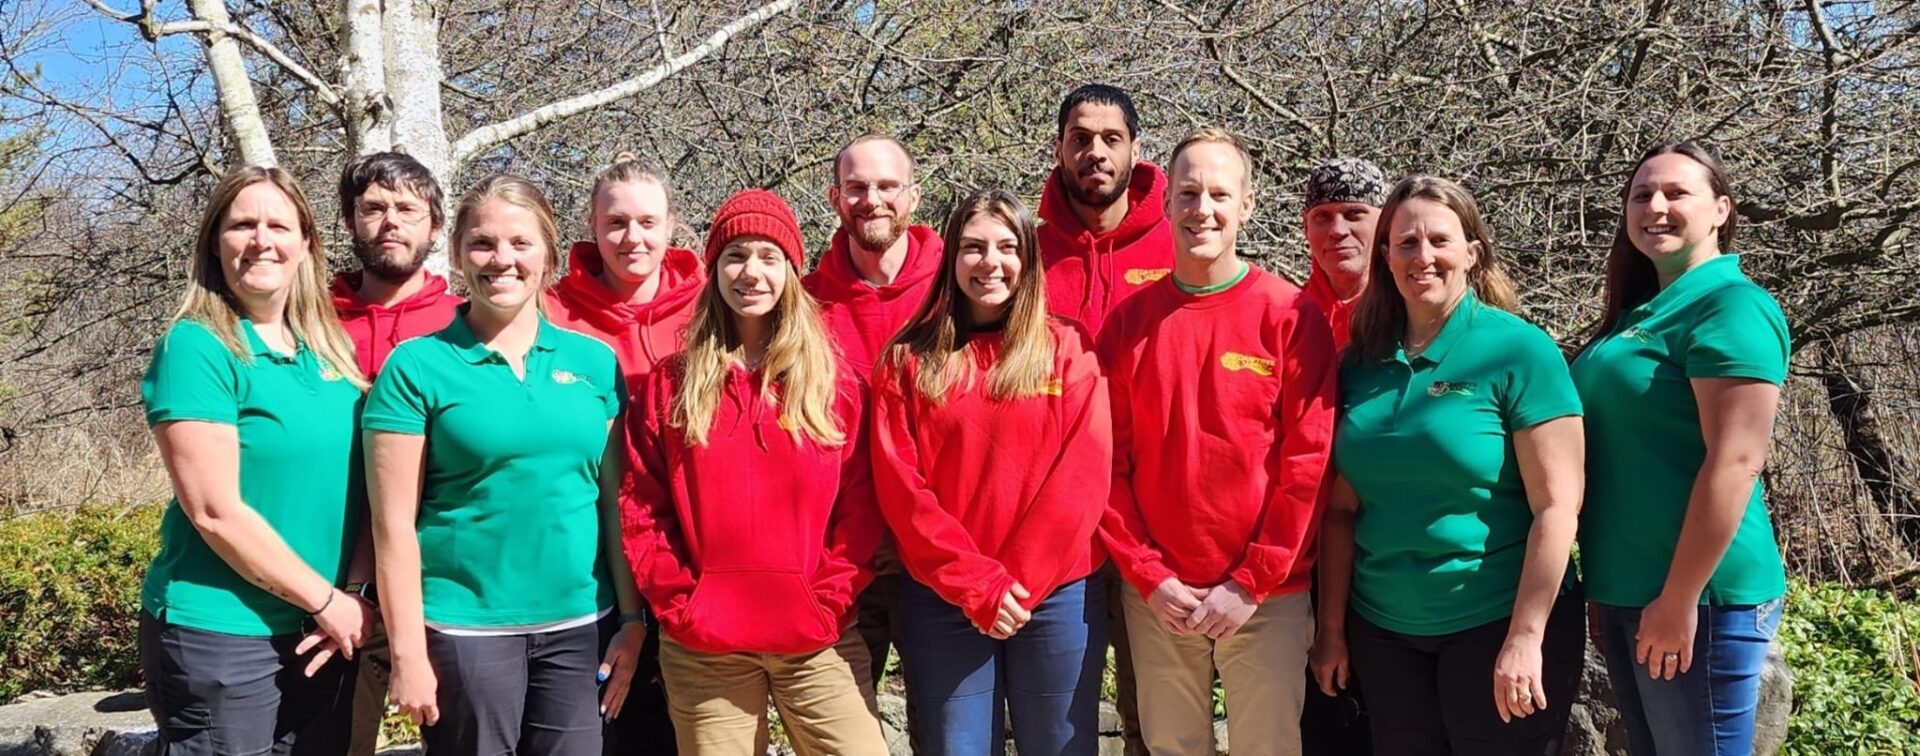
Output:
[
  {"xmin": 870, "ymin": 189, "xmax": 1113, "ymax": 756},
  {"xmin": 619, "ymin": 189, "xmax": 887, "ymax": 756}
]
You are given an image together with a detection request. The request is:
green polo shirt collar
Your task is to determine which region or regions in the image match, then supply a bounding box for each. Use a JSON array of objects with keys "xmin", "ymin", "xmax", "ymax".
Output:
[
  {"xmin": 443, "ymin": 306, "xmax": 563, "ymax": 365},
  {"xmin": 1394, "ymin": 291, "xmax": 1481, "ymax": 367},
  {"xmin": 1637, "ymin": 253, "xmax": 1747, "ymax": 319},
  {"xmin": 239, "ymin": 319, "xmax": 299, "ymax": 364}
]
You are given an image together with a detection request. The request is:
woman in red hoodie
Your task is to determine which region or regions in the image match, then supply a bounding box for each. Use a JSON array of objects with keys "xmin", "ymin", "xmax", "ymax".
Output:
[
  {"xmin": 870, "ymin": 189, "xmax": 1113, "ymax": 756},
  {"xmin": 620, "ymin": 189, "xmax": 887, "ymax": 756}
]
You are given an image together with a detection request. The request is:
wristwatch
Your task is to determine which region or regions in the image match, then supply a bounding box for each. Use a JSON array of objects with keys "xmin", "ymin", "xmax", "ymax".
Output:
[{"xmin": 346, "ymin": 581, "xmax": 379, "ymax": 608}]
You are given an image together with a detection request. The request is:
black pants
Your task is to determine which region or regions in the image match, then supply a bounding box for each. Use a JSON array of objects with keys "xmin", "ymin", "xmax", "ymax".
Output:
[
  {"xmin": 1347, "ymin": 588, "xmax": 1584, "ymax": 756},
  {"xmin": 602, "ymin": 611, "xmax": 677, "ymax": 755},
  {"xmin": 140, "ymin": 612, "xmax": 355, "ymax": 756},
  {"xmin": 424, "ymin": 620, "xmax": 603, "ymax": 756}
]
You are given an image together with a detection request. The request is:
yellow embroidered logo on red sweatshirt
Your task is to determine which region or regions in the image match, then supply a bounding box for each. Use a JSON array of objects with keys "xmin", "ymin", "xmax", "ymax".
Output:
[
  {"xmin": 1125, "ymin": 268, "xmax": 1171, "ymax": 285},
  {"xmin": 1219, "ymin": 352, "xmax": 1275, "ymax": 376}
]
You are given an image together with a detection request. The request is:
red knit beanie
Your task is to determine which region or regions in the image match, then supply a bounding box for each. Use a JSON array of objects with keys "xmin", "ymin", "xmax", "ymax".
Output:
[{"xmin": 704, "ymin": 188, "xmax": 807, "ymax": 271}]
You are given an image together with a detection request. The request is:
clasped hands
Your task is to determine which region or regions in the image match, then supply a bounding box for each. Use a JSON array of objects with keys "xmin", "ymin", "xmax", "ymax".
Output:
[{"xmin": 1148, "ymin": 578, "xmax": 1258, "ymax": 640}]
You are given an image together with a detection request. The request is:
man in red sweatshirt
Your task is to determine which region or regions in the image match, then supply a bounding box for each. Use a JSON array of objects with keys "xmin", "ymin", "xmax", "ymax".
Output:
[
  {"xmin": 332, "ymin": 152, "xmax": 463, "ymax": 380},
  {"xmin": 1039, "ymin": 83, "xmax": 1173, "ymax": 756},
  {"xmin": 1300, "ymin": 157, "xmax": 1387, "ymax": 353},
  {"xmin": 332, "ymin": 152, "xmax": 462, "ymax": 756},
  {"xmin": 803, "ymin": 133, "xmax": 941, "ymax": 742},
  {"xmin": 1099, "ymin": 128, "xmax": 1337, "ymax": 756}
]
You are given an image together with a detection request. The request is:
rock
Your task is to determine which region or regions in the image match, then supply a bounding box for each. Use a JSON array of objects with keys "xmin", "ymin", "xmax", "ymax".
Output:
[
  {"xmin": 1754, "ymin": 638, "xmax": 1792, "ymax": 756},
  {"xmin": 876, "ymin": 693, "xmax": 910, "ymax": 756},
  {"xmin": 1561, "ymin": 635, "xmax": 1793, "ymax": 756},
  {"xmin": 0, "ymin": 689, "xmax": 155, "ymax": 756},
  {"xmin": 1213, "ymin": 718, "xmax": 1229, "ymax": 755}
]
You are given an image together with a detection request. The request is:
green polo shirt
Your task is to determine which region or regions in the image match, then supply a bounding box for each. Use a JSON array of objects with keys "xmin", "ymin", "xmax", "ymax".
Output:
[
  {"xmin": 1334, "ymin": 293, "xmax": 1582, "ymax": 636},
  {"xmin": 140, "ymin": 318, "xmax": 365, "ymax": 636},
  {"xmin": 1572, "ymin": 254, "xmax": 1789, "ymax": 608},
  {"xmin": 362, "ymin": 311, "xmax": 621, "ymax": 628}
]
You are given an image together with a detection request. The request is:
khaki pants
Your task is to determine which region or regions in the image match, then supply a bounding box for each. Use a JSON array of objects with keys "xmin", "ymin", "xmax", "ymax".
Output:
[
  {"xmin": 1122, "ymin": 586, "xmax": 1313, "ymax": 756},
  {"xmin": 658, "ymin": 629, "xmax": 887, "ymax": 756}
]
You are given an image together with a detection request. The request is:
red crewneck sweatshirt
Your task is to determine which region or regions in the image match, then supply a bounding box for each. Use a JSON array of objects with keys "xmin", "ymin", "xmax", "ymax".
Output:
[
  {"xmin": 620, "ymin": 357, "xmax": 882, "ymax": 655},
  {"xmin": 545, "ymin": 241, "xmax": 705, "ymax": 387},
  {"xmin": 330, "ymin": 271, "xmax": 462, "ymax": 378},
  {"xmin": 804, "ymin": 226, "xmax": 943, "ymax": 379},
  {"xmin": 1302, "ymin": 267, "xmax": 1360, "ymax": 353},
  {"xmin": 1038, "ymin": 161, "xmax": 1176, "ymax": 339},
  {"xmin": 1097, "ymin": 267, "xmax": 1338, "ymax": 602},
  {"xmin": 869, "ymin": 319, "xmax": 1112, "ymax": 630}
]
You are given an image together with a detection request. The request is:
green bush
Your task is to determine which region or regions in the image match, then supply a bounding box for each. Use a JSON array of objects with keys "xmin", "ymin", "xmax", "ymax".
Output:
[
  {"xmin": 1780, "ymin": 581, "xmax": 1920, "ymax": 755},
  {"xmin": 0, "ymin": 505, "xmax": 160, "ymax": 703}
]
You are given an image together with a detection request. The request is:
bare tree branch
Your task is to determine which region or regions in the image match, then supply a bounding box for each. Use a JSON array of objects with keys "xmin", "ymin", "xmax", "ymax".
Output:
[{"xmin": 82, "ymin": 0, "xmax": 342, "ymax": 105}]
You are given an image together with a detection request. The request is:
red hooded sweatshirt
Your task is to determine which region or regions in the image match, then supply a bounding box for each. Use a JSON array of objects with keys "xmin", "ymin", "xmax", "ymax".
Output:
[
  {"xmin": 1302, "ymin": 267, "xmax": 1360, "ymax": 353},
  {"xmin": 803, "ymin": 226, "xmax": 944, "ymax": 379},
  {"xmin": 1038, "ymin": 161, "xmax": 1176, "ymax": 339},
  {"xmin": 869, "ymin": 319, "xmax": 1112, "ymax": 630},
  {"xmin": 620, "ymin": 356, "xmax": 883, "ymax": 655},
  {"xmin": 1097, "ymin": 268, "xmax": 1338, "ymax": 602},
  {"xmin": 544, "ymin": 241, "xmax": 705, "ymax": 388},
  {"xmin": 329, "ymin": 271, "xmax": 462, "ymax": 378}
]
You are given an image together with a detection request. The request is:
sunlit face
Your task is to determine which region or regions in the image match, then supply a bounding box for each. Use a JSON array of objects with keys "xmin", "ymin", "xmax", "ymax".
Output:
[
  {"xmin": 1054, "ymin": 102, "xmax": 1139, "ymax": 208},
  {"xmin": 954, "ymin": 213, "xmax": 1022, "ymax": 325},
  {"xmin": 593, "ymin": 179, "xmax": 675, "ymax": 285},
  {"xmin": 348, "ymin": 182, "xmax": 439, "ymax": 283},
  {"xmin": 829, "ymin": 141, "xmax": 919, "ymax": 253},
  {"xmin": 1384, "ymin": 198, "xmax": 1479, "ymax": 313},
  {"xmin": 220, "ymin": 182, "xmax": 310, "ymax": 302},
  {"xmin": 716, "ymin": 236, "xmax": 790, "ymax": 321},
  {"xmin": 1624, "ymin": 153, "xmax": 1731, "ymax": 265},
  {"xmin": 454, "ymin": 199, "xmax": 550, "ymax": 316},
  {"xmin": 1304, "ymin": 201, "xmax": 1379, "ymax": 286},
  {"xmin": 1166, "ymin": 142, "xmax": 1254, "ymax": 266}
]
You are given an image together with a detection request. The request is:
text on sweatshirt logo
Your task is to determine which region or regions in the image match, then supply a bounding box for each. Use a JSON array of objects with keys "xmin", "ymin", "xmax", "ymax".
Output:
[
  {"xmin": 1125, "ymin": 268, "xmax": 1171, "ymax": 285},
  {"xmin": 1219, "ymin": 352, "xmax": 1275, "ymax": 377}
]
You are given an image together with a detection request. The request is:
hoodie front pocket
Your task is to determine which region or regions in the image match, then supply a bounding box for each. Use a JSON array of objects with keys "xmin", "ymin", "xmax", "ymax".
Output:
[{"xmin": 675, "ymin": 568, "xmax": 836, "ymax": 653}]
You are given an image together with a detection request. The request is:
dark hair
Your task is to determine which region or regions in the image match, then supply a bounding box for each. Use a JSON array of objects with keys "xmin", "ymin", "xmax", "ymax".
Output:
[
  {"xmin": 1586, "ymin": 141, "xmax": 1738, "ymax": 349},
  {"xmin": 338, "ymin": 151, "xmax": 446, "ymax": 229},
  {"xmin": 1056, "ymin": 83, "xmax": 1139, "ymax": 140},
  {"xmin": 1349, "ymin": 175, "xmax": 1518, "ymax": 362}
]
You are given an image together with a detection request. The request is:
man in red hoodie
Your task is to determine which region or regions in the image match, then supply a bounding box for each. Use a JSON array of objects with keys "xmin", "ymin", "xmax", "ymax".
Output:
[
  {"xmin": 332, "ymin": 152, "xmax": 463, "ymax": 380},
  {"xmin": 332, "ymin": 152, "xmax": 462, "ymax": 756},
  {"xmin": 1039, "ymin": 83, "xmax": 1173, "ymax": 756},
  {"xmin": 1300, "ymin": 157, "xmax": 1387, "ymax": 353},
  {"xmin": 1099, "ymin": 128, "xmax": 1337, "ymax": 756},
  {"xmin": 803, "ymin": 133, "xmax": 940, "ymax": 744}
]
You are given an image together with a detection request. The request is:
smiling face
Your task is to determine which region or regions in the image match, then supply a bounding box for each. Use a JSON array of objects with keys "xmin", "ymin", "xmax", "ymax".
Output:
[
  {"xmin": 1304, "ymin": 201, "xmax": 1379, "ymax": 288},
  {"xmin": 953, "ymin": 212, "xmax": 1023, "ymax": 325},
  {"xmin": 716, "ymin": 236, "xmax": 790, "ymax": 322},
  {"xmin": 593, "ymin": 178, "xmax": 674, "ymax": 285},
  {"xmin": 1054, "ymin": 102, "xmax": 1139, "ymax": 208},
  {"xmin": 829, "ymin": 139, "xmax": 919, "ymax": 254},
  {"xmin": 1624, "ymin": 152, "xmax": 1732, "ymax": 269},
  {"xmin": 219, "ymin": 182, "xmax": 311, "ymax": 304},
  {"xmin": 1384, "ymin": 197, "xmax": 1479, "ymax": 314},
  {"xmin": 454, "ymin": 198, "xmax": 550, "ymax": 316},
  {"xmin": 1166, "ymin": 141, "xmax": 1254, "ymax": 267}
]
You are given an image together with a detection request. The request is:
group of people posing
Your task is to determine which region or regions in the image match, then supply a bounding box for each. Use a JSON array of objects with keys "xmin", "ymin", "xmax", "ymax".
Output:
[{"xmin": 136, "ymin": 83, "xmax": 1791, "ymax": 756}]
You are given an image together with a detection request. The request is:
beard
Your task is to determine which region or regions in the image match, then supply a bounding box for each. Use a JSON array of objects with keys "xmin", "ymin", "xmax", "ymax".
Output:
[
  {"xmin": 849, "ymin": 212, "xmax": 907, "ymax": 253},
  {"xmin": 1063, "ymin": 160, "xmax": 1133, "ymax": 209},
  {"xmin": 351, "ymin": 234, "xmax": 431, "ymax": 284}
]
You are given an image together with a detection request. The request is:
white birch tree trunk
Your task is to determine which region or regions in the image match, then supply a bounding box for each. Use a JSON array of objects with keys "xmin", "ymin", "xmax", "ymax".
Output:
[{"xmin": 186, "ymin": 0, "xmax": 276, "ymax": 167}]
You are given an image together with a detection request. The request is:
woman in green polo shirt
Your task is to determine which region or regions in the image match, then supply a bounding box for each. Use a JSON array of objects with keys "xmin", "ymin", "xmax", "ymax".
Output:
[
  {"xmin": 365, "ymin": 174, "xmax": 646, "ymax": 756},
  {"xmin": 1571, "ymin": 142, "xmax": 1790, "ymax": 756},
  {"xmin": 139, "ymin": 166, "xmax": 374, "ymax": 754},
  {"xmin": 1310, "ymin": 176, "xmax": 1586, "ymax": 755}
]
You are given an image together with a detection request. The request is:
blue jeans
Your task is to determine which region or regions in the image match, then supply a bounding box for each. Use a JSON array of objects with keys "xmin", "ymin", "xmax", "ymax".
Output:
[
  {"xmin": 896, "ymin": 573, "xmax": 1109, "ymax": 756},
  {"xmin": 1595, "ymin": 599, "xmax": 1783, "ymax": 756}
]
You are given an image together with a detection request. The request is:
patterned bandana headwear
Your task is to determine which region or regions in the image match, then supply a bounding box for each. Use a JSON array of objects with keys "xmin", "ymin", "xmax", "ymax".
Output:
[{"xmin": 1304, "ymin": 158, "xmax": 1388, "ymax": 209}]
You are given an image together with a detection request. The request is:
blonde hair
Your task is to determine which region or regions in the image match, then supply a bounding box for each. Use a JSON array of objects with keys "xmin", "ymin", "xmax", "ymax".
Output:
[
  {"xmin": 591, "ymin": 151, "xmax": 674, "ymax": 216},
  {"xmin": 671, "ymin": 257, "xmax": 844, "ymax": 446},
  {"xmin": 1350, "ymin": 175, "xmax": 1519, "ymax": 362},
  {"xmin": 1168, "ymin": 127, "xmax": 1255, "ymax": 192},
  {"xmin": 175, "ymin": 166, "xmax": 367, "ymax": 390},
  {"xmin": 880, "ymin": 189, "xmax": 1054, "ymax": 402},
  {"xmin": 450, "ymin": 174, "xmax": 563, "ymax": 307}
]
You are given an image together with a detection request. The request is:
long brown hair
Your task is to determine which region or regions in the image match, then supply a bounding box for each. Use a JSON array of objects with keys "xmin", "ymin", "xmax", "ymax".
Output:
[
  {"xmin": 671, "ymin": 253, "xmax": 843, "ymax": 447},
  {"xmin": 175, "ymin": 166, "xmax": 367, "ymax": 390},
  {"xmin": 1349, "ymin": 175, "xmax": 1518, "ymax": 362},
  {"xmin": 880, "ymin": 189, "xmax": 1054, "ymax": 402},
  {"xmin": 1585, "ymin": 142, "xmax": 1738, "ymax": 348}
]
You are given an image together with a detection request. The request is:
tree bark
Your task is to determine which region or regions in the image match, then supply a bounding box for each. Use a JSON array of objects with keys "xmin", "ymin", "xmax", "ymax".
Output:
[
  {"xmin": 340, "ymin": 0, "xmax": 391, "ymax": 155},
  {"xmin": 1817, "ymin": 338, "xmax": 1920, "ymax": 547},
  {"xmin": 383, "ymin": 0, "xmax": 451, "ymax": 184},
  {"xmin": 187, "ymin": 0, "xmax": 275, "ymax": 167}
]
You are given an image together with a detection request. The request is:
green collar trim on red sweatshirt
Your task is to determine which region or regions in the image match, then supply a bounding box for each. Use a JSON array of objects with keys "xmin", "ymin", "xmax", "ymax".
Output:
[{"xmin": 1174, "ymin": 261, "xmax": 1249, "ymax": 296}]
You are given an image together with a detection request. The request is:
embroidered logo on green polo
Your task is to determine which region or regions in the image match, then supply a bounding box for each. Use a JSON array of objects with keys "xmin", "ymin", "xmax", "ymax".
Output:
[
  {"xmin": 1221, "ymin": 352, "xmax": 1275, "ymax": 376},
  {"xmin": 1619, "ymin": 326, "xmax": 1653, "ymax": 343},
  {"xmin": 1125, "ymin": 268, "xmax": 1171, "ymax": 286},
  {"xmin": 551, "ymin": 369, "xmax": 588, "ymax": 387},
  {"xmin": 1427, "ymin": 380, "xmax": 1476, "ymax": 397},
  {"xmin": 319, "ymin": 364, "xmax": 345, "ymax": 382}
]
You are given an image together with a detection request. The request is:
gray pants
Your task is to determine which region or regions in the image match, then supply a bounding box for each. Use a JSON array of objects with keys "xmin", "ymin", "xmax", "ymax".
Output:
[
  {"xmin": 423, "ymin": 621, "xmax": 603, "ymax": 756},
  {"xmin": 140, "ymin": 612, "xmax": 356, "ymax": 756}
]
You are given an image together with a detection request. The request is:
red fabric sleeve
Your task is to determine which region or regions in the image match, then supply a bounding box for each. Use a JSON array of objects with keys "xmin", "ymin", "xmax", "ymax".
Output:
[
  {"xmin": 1228, "ymin": 301, "xmax": 1339, "ymax": 601},
  {"xmin": 619, "ymin": 369, "xmax": 699, "ymax": 627},
  {"xmin": 1096, "ymin": 318, "xmax": 1180, "ymax": 599},
  {"xmin": 809, "ymin": 381, "xmax": 885, "ymax": 621},
  {"xmin": 868, "ymin": 362, "xmax": 1014, "ymax": 629},
  {"xmin": 999, "ymin": 332, "xmax": 1114, "ymax": 611}
]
